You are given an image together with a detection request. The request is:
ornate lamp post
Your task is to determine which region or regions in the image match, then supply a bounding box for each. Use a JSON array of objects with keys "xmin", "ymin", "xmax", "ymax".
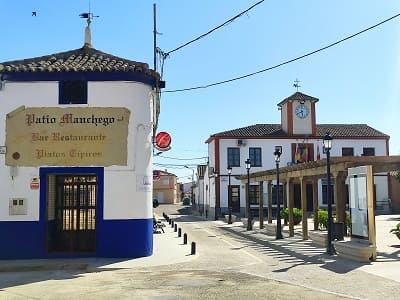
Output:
[
  {"xmin": 274, "ymin": 147, "xmax": 283, "ymax": 239},
  {"xmin": 323, "ymin": 133, "xmax": 335, "ymax": 255},
  {"xmin": 227, "ymin": 166, "xmax": 232, "ymax": 224},
  {"xmin": 245, "ymin": 158, "xmax": 252, "ymax": 231}
]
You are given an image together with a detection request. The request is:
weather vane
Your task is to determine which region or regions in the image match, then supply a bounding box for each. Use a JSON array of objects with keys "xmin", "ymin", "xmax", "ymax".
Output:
[
  {"xmin": 293, "ymin": 78, "xmax": 301, "ymax": 92},
  {"xmin": 79, "ymin": 1, "xmax": 99, "ymax": 25},
  {"xmin": 79, "ymin": 12, "xmax": 99, "ymax": 25}
]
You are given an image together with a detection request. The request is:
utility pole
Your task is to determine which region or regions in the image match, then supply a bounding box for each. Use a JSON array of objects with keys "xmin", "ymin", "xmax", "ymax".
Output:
[{"xmin": 153, "ymin": 3, "xmax": 157, "ymax": 71}]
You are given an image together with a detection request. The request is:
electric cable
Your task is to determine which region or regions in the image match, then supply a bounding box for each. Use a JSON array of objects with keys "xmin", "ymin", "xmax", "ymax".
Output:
[
  {"xmin": 155, "ymin": 155, "xmax": 208, "ymax": 161},
  {"xmin": 165, "ymin": 0, "xmax": 265, "ymax": 56},
  {"xmin": 163, "ymin": 12, "xmax": 400, "ymax": 93}
]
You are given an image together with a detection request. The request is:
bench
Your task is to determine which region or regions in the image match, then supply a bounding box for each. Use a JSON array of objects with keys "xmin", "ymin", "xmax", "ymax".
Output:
[{"xmin": 153, "ymin": 218, "xmax": 166, "ymax": 234}]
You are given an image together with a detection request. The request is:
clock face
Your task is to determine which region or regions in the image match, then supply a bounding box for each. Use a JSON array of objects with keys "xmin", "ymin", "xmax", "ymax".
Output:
[{"xmin": 295, "ymin": 104, "xmax": 309, "ymax": 119}]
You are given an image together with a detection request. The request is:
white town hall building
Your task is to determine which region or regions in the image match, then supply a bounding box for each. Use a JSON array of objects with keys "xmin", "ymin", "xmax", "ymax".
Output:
[{"xmin": 197, "ymin": 91, "xmax": 392, "ymax": 220}]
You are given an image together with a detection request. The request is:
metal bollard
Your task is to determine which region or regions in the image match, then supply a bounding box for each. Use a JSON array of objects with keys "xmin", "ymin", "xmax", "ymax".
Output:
[
  {"xmin": 171, "ymin": 220, "xmax": 174, "ymax": 228},
  {"xmin": 174, "ymin": 223, "xmax": 177, "ymax": 232},
  {"xmin": 183, "ymin": 233, "xmax": 188, "ymax": 244},
  {"xmin": 178, "ymin": 228, "xmax": 182, "ymax": 237},
  {"xmin": 191, "ymin": 242, "xmax": 196, "ymax": 255}
]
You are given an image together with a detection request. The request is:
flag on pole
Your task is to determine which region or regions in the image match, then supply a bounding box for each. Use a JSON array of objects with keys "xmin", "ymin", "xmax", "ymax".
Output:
[
  {"xmin": 295, "ymin": 143, "xmax": 301, "ymax": 163},
  {"xmin": 301, "ymin": 147, "xmax": 308, "ymax": 162}
]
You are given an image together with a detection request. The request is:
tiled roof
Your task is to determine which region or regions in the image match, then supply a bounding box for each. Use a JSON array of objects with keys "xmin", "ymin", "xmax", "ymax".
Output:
[
  {"xmin": 316, "ymin": 124, "xmax": 388, "ymax": 138},
  {"xmin": 209, "ymin": 124, "xmax": 388, "ymax": 139},
  {"xmin": 0, "ymin": 45, "xmax": 157, "ymax": 77},
  {"xmin": 211, "ymin": 124, "xmax": 285, "ymax": 137},
  {"xmin": 277, "ymin": 91, "xmax": 319, "ymax": 106}
]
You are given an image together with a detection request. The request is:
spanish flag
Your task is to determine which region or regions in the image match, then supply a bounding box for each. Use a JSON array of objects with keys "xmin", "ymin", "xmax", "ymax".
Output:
[{"xmin": 295, "ymin": 143, "xmax": 301, "ymax": 163}]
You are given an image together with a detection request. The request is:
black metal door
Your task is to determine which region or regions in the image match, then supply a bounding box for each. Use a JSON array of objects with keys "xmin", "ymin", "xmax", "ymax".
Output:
[
  {"xmin": 48, "ymin": 175, "xmax": 97, "ymax": 253},
  {"xmin": 231, "ymin": 185, "xmax": 241, "ymax": 212}
]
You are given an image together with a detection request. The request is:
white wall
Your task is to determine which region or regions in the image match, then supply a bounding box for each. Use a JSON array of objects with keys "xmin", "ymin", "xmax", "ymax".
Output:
[
  {"xmin": 0, "ymin": 81, "xmax": 154, "ymax": 221},
  {"xmin": 213, "ymin": 136, "xmax": 389, "ymax": 212}
]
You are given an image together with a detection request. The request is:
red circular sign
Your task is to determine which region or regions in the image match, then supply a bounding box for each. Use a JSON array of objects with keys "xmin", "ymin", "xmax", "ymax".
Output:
[
  {"xmin": 155, "ymin": 131, "xmax": 171, "ymax": 150},
  {"xmin": 30, "ymin": 180, "xmax": 39, "ymax": 190}
]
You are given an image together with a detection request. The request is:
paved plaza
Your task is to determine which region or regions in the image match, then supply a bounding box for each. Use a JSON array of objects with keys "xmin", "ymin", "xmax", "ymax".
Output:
[{"xmin": 0, "ymin": 205, "xmax": 399, "ymax": 299}]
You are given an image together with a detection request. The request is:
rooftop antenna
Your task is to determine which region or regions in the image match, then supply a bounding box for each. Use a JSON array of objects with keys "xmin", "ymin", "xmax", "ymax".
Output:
[
  {"xmin": 293, "ymin": 78, "xmax": 301, "ymax": 92},
  {"xmin": 79, "ymin": 2, "xmax": 99, "ymax": 48}
]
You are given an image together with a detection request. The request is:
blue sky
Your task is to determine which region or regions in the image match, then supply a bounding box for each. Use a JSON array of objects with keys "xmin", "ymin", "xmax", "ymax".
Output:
[{"xmin": 1, "ymin": 1, "xmax": 399, "ymax": 182}]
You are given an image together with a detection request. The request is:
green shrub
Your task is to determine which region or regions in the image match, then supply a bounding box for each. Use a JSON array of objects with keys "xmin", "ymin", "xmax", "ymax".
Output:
[
  {"xmin": 280, "ymin": 208, "xmax": 302, "ymax": 225},
  {"xmin": 345, "ymin": 211, "xmax": 351, "ymax": 235},
  {"xmin": 182, "ymin": 197, "xmax": 190, "ymax": 205},
  {"xmin": 314, "ymin": 209, "xmax": 351, "ymax": 233},
  {"xmin": 390, "ymin": 223, "xmax": 400, "ymax": 235},
  {"xmin": 316, "ymin": 209, "xmax": 328, "ymax": 230}
]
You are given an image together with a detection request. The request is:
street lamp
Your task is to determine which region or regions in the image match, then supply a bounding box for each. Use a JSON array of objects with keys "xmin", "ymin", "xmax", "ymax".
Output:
[
  {"xmin": 184, "ymin": 166, "xmax": 195, "ymax": 206},
  {"xmin": 323, "ymin": 133, "xmax": 335, "ymax": 255},
  {"xmin": 227, "ymin": 166, "xmax": 232, "ymax": 224},
  {"xmin": 245, "ymin": 158, "xmax": 252, "ymax": 230},
  {"xmin": 274, "ymin": 147, "xmax": 283, "ymax": 239}
]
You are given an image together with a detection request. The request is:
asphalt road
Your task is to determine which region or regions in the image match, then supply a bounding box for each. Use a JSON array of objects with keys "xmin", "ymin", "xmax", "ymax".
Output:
[{"xmin": 0, "ymin": 204, "xmax": 399, "ymax": 299}]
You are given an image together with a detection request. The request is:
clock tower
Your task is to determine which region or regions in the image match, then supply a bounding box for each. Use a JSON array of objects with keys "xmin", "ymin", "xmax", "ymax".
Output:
[{"xmin": 277, "ymin": 91, "xmax": 319, "ymax": 136}]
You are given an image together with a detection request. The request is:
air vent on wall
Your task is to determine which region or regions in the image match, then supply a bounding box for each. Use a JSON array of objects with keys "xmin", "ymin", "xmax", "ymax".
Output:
[{"xmin": 237, "ymin": 139, "xmax": 246, "ymax": 146}]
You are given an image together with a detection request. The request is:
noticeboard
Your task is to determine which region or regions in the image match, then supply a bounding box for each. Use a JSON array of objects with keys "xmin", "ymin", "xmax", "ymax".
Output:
[{"xmin": 348, "ymin": 165, "xmax": 376, "ymax": 245}]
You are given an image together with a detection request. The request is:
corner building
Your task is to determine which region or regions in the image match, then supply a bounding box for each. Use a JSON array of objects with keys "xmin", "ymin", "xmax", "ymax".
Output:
[{"xmin": 0, "ymin": 35, "xmax": 160, "ymax": 259}]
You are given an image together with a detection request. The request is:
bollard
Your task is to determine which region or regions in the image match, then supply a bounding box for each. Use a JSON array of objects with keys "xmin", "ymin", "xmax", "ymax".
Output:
[
  {"xmin": 191, "ymin": 242, "xmax": 196, "ymax": 255},
  {"xmin": 174, "ymin": 223, "xmax": 177, "ymax": 232},
  {"xmin": 168, "ymin": 218, "xmax": 171, "ymax": 224},
  {"xmin": 171, "ymin": 220, "xmax": 174, "ymax": 228},
  {"xmin": 183, "ymin": 233, "xmax": 188, "ymax": 244},
  {"xmin": 178, "ymin": 228, "xmax": 182, "ymax": 237}
]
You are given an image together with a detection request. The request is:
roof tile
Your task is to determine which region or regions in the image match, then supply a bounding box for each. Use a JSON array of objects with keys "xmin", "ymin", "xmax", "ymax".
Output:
[
  {"xmin": 210, "ymin": 124, "xmax": 388, "ymax": 139},
  {"xmin": 0, "ymin": 46, "xmax": 157, "ymax": 77}
]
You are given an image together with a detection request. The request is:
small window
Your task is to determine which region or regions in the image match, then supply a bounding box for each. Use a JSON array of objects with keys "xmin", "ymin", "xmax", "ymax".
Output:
[
  {"xmin": 227, "ymin": 147, "xmax": 240, "ymax": 167},
  {"xmin": 59, "ymin": 80, "xmax": 87, "ymax": 104},
  {"xmin": 249, "ymin": 147, "xmax": 262, "ymax": 167},
  {"xmin": 249, "ymin": 185, "xmax": 260, "ymax": 205},
  {"xmin": 362, "ymin": 147, "xmax": 375, "ymax": 156},
  {"xmin": 342, "ymin": 147, "xmax": 354, "ymax": 156}
]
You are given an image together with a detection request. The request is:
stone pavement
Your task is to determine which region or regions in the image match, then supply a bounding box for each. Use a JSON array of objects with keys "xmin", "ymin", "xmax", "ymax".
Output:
[
  {"xmin": 0, "ymin": 219, "xmax": 195, "ymax": 273},
  {"xmin": 0, "ymin": 206, "xmax": 399, "ymax": 300},
  {"xmin": 219, "ymin": 214, "xmax": 400, "ymax": 283}
]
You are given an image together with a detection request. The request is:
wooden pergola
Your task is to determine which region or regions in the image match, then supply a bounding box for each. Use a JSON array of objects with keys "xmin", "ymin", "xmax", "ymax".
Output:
[{"xmin": 237, "ymin": 156, "xmax": 400, "ymax": 239}]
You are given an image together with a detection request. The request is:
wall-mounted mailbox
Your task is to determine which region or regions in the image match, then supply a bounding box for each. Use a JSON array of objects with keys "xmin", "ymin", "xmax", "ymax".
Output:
[{"xmin": 9, "ymin": 198, "xmax": 27, "ymax": 215}]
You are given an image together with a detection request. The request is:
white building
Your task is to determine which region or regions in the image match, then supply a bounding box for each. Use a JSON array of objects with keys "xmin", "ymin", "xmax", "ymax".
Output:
[
  {"xmin": 200, "ymin": 92, "xmax": 391, "ymax": 220},
  {"xmin": 0, "ymin": 22, "xmax": 161, "ymax": 259}
]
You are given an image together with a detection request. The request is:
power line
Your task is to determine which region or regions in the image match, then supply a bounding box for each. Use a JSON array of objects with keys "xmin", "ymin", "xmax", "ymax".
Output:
[
  {"xmin": 163, "ymin": 12, "xmax": 400, "ymax": 93},
  {"xmin": 154, "ymin": 163, "xmax": 198, "ymax": 168},
  {"xmin": 155, "ymin": 155, "xmax": 208, "ymax": 161},
  {"xmin": 165, "ymin": 0, "xmax": 265, "ymax": 56}
]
